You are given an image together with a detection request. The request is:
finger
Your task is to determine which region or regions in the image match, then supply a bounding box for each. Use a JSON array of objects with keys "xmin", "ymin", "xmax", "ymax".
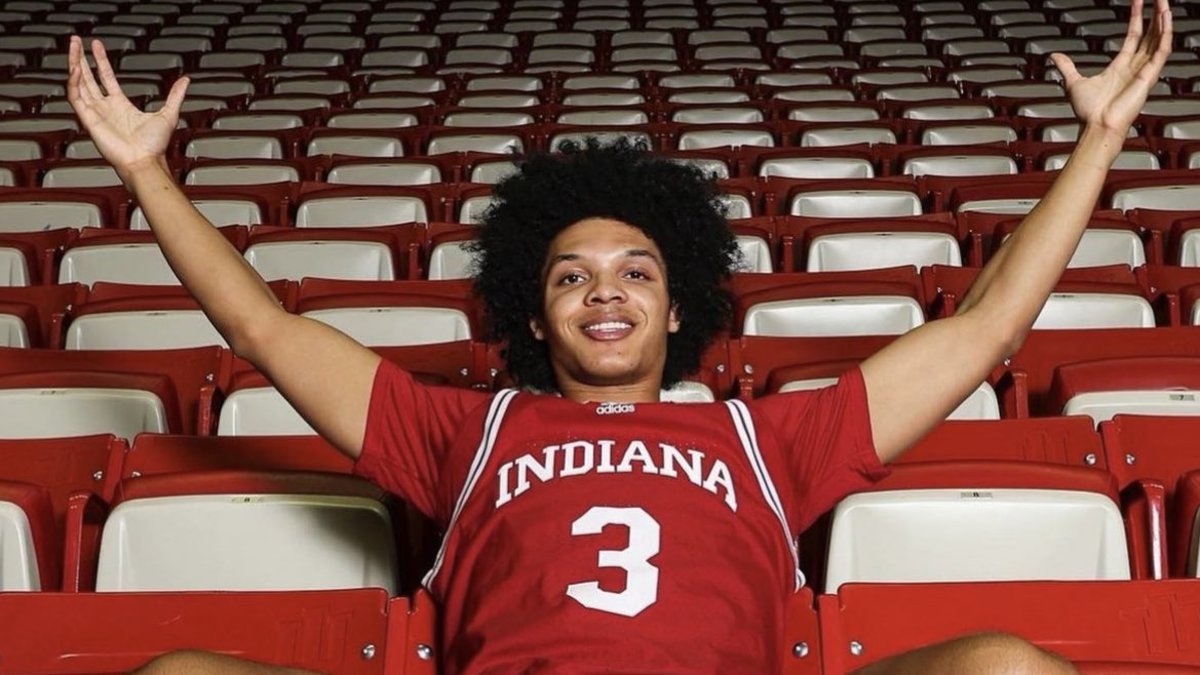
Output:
[
  {"xmin": 1048, "ymin": 53, "xmax": 1082, "ymax": 89},
  {"xmin": 1111, "ymin": 0, "xmax": 1146, "ymax": 69},
  {"xmin": 67, "ymin": 36, "xmax": 97, "ymax": 106},
  {"xmin": 76, "ymin": 39, "xmax": 105, "ymax": 100},
  {"xmin": 161, "ymin": 75, "xmax": 189, "ymax": 119},
  {"xmin": 90, "ymin": 38, "xmax": 125, "ymax": 98}
]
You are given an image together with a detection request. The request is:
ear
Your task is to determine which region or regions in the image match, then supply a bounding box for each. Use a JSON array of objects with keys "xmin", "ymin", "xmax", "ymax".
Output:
[
  {"xmin": 529, "ymin": 316, "xmax": 546, "ymax": 341},
  {"xmin": 668, "ymin": 304, "xmax": 680, "ymax": 333}
]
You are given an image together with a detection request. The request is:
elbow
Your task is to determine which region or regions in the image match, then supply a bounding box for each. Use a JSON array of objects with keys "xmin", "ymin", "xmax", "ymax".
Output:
[
  {"xmin": 958, "ymin": 304, "xmax": 1030, "ymax": 364},
  {"xmin": 224, "ymin": 310, "xmax": 284, "ymax": 363}
]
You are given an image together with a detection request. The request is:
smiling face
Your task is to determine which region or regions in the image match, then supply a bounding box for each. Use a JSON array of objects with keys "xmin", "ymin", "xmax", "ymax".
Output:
[{"xmin": 530, "ymin": 217, "xmax": 680, "ymax": 402}]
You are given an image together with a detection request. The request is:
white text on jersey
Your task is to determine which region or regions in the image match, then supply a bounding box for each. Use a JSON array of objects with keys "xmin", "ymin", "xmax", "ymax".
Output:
[{"xmin": 494, "ymin": 439, "xmax": 738, "ymax": 512}]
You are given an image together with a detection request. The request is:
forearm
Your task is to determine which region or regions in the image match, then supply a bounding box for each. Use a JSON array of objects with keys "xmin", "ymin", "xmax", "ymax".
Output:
[
  {"xmin": 122, "ymin": 158, "xmax": 284, "ymax": 356},
  {"xmin": 955, "ymin": 124, "xmax": 1126, "ymax": 333}
]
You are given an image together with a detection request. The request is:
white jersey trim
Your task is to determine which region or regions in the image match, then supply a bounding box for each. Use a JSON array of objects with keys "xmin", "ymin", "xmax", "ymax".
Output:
[
  {"xmin": 724, "ymin": 399, "xmax": 805, "ymax": 591},
  {"xmin": 423, "ymin": 388, "xmax": 520, "ymax": 589}
]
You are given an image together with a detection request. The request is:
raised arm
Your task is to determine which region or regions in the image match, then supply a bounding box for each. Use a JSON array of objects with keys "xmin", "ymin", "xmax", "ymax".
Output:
[
  {"xmin": 860, "ymin": 0, "xmax": 1172, "ymax": 463},
  {"xmin": 67, "ymin": 36, "xmax": 380, "ymax": 458}
]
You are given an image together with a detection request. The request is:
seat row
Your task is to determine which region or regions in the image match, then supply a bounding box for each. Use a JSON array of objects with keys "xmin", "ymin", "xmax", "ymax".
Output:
[
  {"xmin": 2, "ymin": 578, "xmax": 1198, "ymax": 673},
  {"xmin": 0, "ymin": 324, "xmax": 1198, "ymax": 444},
  {"xmin": 5, "ymin": 259, "xmax": 1200, "ymax": 340},
  {"xmin": 4, "ymin": 172, "xmax": 1200, "ymax": 247},
  {"xmin": 0, "ymin": 415, "xmax": 1193, "ymax": 589}
]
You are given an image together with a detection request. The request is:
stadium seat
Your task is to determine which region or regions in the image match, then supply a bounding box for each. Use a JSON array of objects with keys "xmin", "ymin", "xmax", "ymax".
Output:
[
  {"xmin": 0, "ymin": 188, "xmax": 116, "ymax": 232},
  {"xmin": 802, "ymin": 220, "xmax": 963, "ymax": 272},
  {"xmin": 244, "ymin": 224, "xmax": 421, "ymax": 282},
  {"xmin": 218, "ymin": 341, "xmax": 480, "ymax": 436},
  {"xmin": 295, "ymin": 277, "xmax": 477, "ymax": 346},
  {"xmin": 1048, "ymin": 357, "xmax": 1200, "ymax": 426},
  {"xmin": 818, "ymin": 580, "xmax": 1200, "ymax": 673},
  {"xmin": 0, "ymin": 345, "xmax": 224, "ymax": 438},
  {"xmin": 783, "ymin": 180, "xmax": 922, "ymax": 218},
  {"xmin": 0, "ymin": 283, "xmax": 84, "ymax": 348},
  {"xmin": 1101, "ymin": 414, "xmax": 1200, "ymax": 578},
  {"xmin": 0, "ymin": 480, "xmax": 56, "ymax": 590},
  {"xmin": 294, "ymin": 186, "xmax": 432, "ymax": 227},
  {"xmin": 93, "ymin": 472, "xmax": 400, "ymax": 593},
  {"xmin": 824, "ymin": 462, "xmax": 1129, "ymax": 592},
  {"xmin": 0, "ymin": 589, "xmax": 402, "ymax": 674},
  {"xmin": 737, "ymin": 273, "xmax": 926, "ymax": 338},
  {"xmin": 62, "ymin": 280, "xmax": 289, "ymax": 351},
  {"xmin": 1002, "ymin": 327, "xmax": 1200, "ymax": 417}
]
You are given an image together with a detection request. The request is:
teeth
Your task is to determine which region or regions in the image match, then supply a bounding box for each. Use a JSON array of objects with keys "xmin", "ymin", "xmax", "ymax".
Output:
[{"xmin": 586, "ymin": 321, "xmax": 631, "ymax": 331}]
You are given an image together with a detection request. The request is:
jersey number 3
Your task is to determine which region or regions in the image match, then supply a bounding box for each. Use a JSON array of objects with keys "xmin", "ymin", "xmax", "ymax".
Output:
[{"xmin": 566, "ymin": 506, "xmax": 661, "ymax": 618}]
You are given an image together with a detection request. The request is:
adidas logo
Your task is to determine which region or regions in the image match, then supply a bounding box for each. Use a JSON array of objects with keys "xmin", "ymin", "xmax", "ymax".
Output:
[{"xmin": 595, "ymin": 401, "xmax": 636, "ymax": 416}]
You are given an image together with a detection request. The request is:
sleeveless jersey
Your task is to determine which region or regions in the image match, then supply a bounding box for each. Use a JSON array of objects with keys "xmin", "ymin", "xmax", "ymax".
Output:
[{"xmin": 355, "ymin": 360, "xmax": 886, "ymax": 674}]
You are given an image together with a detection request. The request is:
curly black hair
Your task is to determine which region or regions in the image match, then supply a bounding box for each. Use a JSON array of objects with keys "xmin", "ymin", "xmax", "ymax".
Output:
[{"xmin": 470, "ymin": 138, "xmax": 741, "ymax": 392}]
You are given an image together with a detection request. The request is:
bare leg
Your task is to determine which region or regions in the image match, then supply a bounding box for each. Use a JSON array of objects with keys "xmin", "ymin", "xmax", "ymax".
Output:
[
  {"xmin": 132, "ymin": 650, "xmax": 321, "ymax": 675},
  {"xmin": 852, "ymin": 632, "xmax": 1078, "ymax": 675}
]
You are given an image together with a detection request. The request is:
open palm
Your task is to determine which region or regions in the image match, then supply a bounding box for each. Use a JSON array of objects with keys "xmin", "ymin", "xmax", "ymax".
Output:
[
  {"xmin": 66, "ymin": 35, "xmax": 189, "ymax": 176},
  {"xmin": 1050, "ymin": 0, "xmax": 1172, "ymax": 135}
]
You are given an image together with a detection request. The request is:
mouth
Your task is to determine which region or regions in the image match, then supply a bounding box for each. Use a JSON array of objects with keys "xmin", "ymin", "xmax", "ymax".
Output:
[{"xmin": 581, "ymin": 319, "xmax": 635, "ymax": 341}]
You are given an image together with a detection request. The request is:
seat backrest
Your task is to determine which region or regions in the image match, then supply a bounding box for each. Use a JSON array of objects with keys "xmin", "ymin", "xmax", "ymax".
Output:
[
  {"xmin": 218, "ymin": 386, "xmax": 315, "ymax": 436},
  {"xmin": 807, "ymin": 231, "xmax": 961, "ymax": 271},
  {"xmin": 96, "ymin": 473, "xmax": 398, "ymax": 593},
  {"xmin": 58, "ymin": 243, "xmax": 179, "ymax": 286},
  {"xmin": 790, "ymin": 190, "xmax": 922, "ymax": 218},
  {"xmin": 0, "ymin": 385, "xmax": 169, "ymax": 441},
  {"xmin": 301, "ymin": 306, "xmax": 471, "ymax": 346},
  {"xmin": 296, "ymin": 196, "xmax": 427, "ymax": 227},
  {"xmin": 66, "ymin": 310, "xmax": 227, "ymax": 350},
  {"xmin": 1032, "ymin": 293, "xmax": 1155, "ymax": 330},
  {"xmin": 131, "ymin": 199, "xmax": 263, "ymax": 230},
  {"xmin": 0, "ymin": 200, "xmax": 104, "ymax": 233},
  {"xmin": 427, "ymin": 240, "xmax": 479, "ymax": 280},
  {"xmin": 744, "ymin": 295, "xmax": 925, "ymax": 337},
  {"xmin": 825, "ymin": 468, "xmax": 1129, "ymax": 592},
  {"xmin": 244, "ymin": 240, "xmax": 396, "ymax": 282},
  {"xmin": 0, "ymin": 482, "xmax": 55, "ymax": 591}
]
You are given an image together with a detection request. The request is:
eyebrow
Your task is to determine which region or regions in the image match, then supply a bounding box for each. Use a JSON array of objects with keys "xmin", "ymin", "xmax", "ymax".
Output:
[{"xmin": 547, "ymin": 249, "xmax": 664, "ymax": 268}]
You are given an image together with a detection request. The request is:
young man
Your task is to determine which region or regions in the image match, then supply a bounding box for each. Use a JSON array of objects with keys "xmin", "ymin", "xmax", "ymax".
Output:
[{"xmin": 63, "ymin": 1, "xmax": 1171, "ymax": 671}]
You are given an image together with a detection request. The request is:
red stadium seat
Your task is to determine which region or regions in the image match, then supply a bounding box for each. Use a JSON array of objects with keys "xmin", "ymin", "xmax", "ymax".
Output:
[
  {"xmin": 818, "ymin": 580, "xmax": 1200, "ymax": 673},
  {"xmin": 245, "ymin": 223, "xmax": 423, "ymax": 282},
  {"xmin": 0, "ymin": 479, "xmax": 59, "ymax": 590},
  {"xmin": 1002, "ymin": 328, "xmax": 1200, "ymax": 417},
  {"xmin": 297, "ymin": 277, "xmax": 482, "ymax": 345},
  {"xmin": 0, "ymin": 345, "xmax": 228, "ymax": 437},
  {"xmin": 823, "ymin": 462, "xmax": 1131, "ymax": 591},
  {"xmin": 0, "ymin": 283, "xmax": 85, "ymax": 348},
  {"xmin": 732, "ymin": 268, "xmax": 927, "ymax": 339},
  {"xmin": 1101, "ymin": 414, "xmax": 1200, "ymax": 579},
  {"xmin": 781, "ymin": 587, "xmax": 822, "ymax": 675},
  {"xmin": 898, "ymin": 416, "xmax": 1104, "ymax": 468},
  {"xmin": 0, "ymin": 589, "xmax": 394, "ymax": 674}
]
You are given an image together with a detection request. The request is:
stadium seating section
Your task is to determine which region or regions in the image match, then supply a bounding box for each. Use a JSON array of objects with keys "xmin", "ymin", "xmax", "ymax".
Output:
[{"xmin": 2, "ymin": 0, "xmax": 1200, "ymax": 670}]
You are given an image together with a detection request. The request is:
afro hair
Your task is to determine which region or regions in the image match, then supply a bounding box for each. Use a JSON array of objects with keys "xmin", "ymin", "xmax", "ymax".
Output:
[{"xmin": 470, "ymin": 138, "xmax": 741, "ymax": 392}]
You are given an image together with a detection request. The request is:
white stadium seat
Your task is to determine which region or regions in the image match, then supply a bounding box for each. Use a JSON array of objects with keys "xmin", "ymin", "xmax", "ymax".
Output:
[{"xmin": 824, "ymin": 487, "xmax": 1129, "ymax": 591}]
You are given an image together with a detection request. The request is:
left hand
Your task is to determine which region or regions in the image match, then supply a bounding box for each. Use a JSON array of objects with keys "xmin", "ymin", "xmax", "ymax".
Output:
[{"xmin": 1050, "ymin": 0, "xmax": 1172, "ymax": 136}]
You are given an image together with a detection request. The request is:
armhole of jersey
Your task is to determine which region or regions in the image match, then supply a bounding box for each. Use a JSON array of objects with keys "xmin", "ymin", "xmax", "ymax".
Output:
[
  {"xmin": 724, "ymin": 399, "xmax": 805, "ymax": 592},
  {"xmin": 422, "ymin": 388, "xmax": 520, "ymax": 590}
]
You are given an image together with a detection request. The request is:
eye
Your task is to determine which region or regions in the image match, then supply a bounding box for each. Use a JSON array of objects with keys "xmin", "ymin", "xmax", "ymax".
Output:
[
  {"xmin": 558, "ymin": 271, "xmax": 586, "ymax": 285},
  {"xmin": 624, "ymin": 268, "xmax": 650, "ymax": 280}
]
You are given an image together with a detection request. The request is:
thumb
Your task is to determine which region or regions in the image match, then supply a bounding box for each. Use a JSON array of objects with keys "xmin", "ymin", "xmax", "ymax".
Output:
[
  {"xmin": 162, "ymin": 76, "xmax": 189, "ymax": 119},
  {"xmin": 1049, "ymin": 53, "xmax": 1082, "ymax": 89}
]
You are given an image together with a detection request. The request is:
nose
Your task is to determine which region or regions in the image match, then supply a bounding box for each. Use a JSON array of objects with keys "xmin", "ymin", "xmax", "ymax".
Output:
[{"xmin": 586, "ymin": 271, "xmax": 626, "ymax": 305}]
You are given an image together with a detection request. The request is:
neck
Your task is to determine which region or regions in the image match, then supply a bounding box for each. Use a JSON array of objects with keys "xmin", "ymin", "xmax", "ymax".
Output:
[{"xmin": 557, "ymin": 380, "xmax": 661, "ymax": 403}]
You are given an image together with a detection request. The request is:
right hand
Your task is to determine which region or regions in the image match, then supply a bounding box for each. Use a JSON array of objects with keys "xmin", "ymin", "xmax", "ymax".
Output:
[{"xmin": 66, "ymin": 35, "xmax": 189, "ymax": 177}]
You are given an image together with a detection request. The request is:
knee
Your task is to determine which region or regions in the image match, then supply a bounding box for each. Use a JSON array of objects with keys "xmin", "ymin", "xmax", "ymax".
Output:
[
  {"xmin": 951, "ymin": 632, "xmax": 1077, "ymax": 675},
  {"xmin": 133, "ymin": 649, "xmax": 219, "ymax": 675}
]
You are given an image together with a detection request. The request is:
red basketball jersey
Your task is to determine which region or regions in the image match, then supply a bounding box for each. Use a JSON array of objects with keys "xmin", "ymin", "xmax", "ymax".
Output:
[{"xmin": 356, "ymin": 360, "xmax": 886, "ymax": 674}]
